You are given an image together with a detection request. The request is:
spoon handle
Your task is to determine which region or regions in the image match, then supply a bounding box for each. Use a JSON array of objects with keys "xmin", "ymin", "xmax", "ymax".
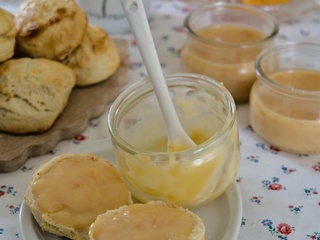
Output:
[{"xmin": 120, "ymin": 0, "xmax": 195, "ymax": 149}]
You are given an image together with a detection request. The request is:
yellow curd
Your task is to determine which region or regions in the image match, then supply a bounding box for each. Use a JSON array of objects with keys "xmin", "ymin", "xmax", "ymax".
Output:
[
  {"xmin": 181, "ymin": 25, "xmax": 267, "ymax": 103},
  {"xmin": 250, "ymin": 69, "xmax": 320, "ymax": 154},
  {"xmin": 116, "ymin": 124, "xmax": 239, "ymax": 207},
  {"xmin": 108, "ymin": 73, "xmax": 240, "ymax": 208},
  {"xmin": 243, "ymin": 0, "xmax": 291, "ymax": 5},
  {"xmin": 89, "ymin": 204, "xmax": 194, "ymax": 240},
  {"xmin": 32, "ymin": 155, "xmax": 130, "ymax": 229}
]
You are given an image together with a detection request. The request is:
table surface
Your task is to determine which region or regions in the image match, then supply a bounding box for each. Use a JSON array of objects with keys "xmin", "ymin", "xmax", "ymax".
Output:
[{"xmin": 1, "ymin": 1, "xmax": 320, "ymax": 239}]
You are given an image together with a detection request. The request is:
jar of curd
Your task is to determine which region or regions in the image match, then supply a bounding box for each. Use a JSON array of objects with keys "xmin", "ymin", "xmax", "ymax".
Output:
[
  {"xmin": 250, "ymin": 42, "xmax": 320, "ymax": 154},
  {"xmin": 232, "ymin": 0, "xmax": 319, "ymax": 23},
  {"xmin": 108, "ymin": 73, "xmax": 240, "ymax": 208},
  {"xmin": 181, "ymin": 3, "xmax": 278, "ymax": 103}
]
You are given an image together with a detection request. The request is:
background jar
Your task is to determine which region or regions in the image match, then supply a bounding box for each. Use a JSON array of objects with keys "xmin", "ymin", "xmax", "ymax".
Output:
[
  {"xmin": 108, "ymin": 73, "xmax": 240, "ymax": 208},
  {"xmin": 231, "ymin": 0, "xmax": 319, "ymax": 23},
  {"xmin": 250, "ymin": 42, "xmax": 320, "ymax": 154},
  {"xmin": 181, "ymin": 3, "xmax": 279, "ymax": 103}
]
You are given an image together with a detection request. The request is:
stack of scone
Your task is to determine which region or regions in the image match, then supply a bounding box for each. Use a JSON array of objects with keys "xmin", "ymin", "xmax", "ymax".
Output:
[
  {"xmin": 0, "ymin": 0, "xmax": 120, "ymax": 135},
  {"xmin": 25, "ymin": 153, "xmax": 205, "ymax": 240}
]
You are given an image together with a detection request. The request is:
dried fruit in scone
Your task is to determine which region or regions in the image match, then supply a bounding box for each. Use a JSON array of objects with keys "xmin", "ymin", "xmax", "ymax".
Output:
[{"xmin": 15, "ymin": 0, "xmax": 87, "ymax": 60}]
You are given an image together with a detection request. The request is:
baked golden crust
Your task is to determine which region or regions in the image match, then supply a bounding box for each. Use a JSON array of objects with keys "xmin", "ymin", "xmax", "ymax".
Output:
[
  {"xmin": 63, "ymin": 24, "xmax": 121, "ymax": 86},
  {"xmin": 0, "ymin": 58, "xmax": 76, "ymax": 134},
  {"xmin": 0, "ymin": 8, "xmax": 16, "ymax": 62},
  {"xmin": 15, "ymin": 0, "xmax": 87, "ymax": 60}
]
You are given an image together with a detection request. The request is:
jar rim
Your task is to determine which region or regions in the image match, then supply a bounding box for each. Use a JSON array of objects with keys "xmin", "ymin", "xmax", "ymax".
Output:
[
  {"xmin": 255, "ymin": 42, "xmax": 320, "ymax": 97},
  {"xmin": 108, "ymin": 73, "xmax": 237, "ymax": 158},
  {"xmin": 183, "ymin": 2, "xmax": 279, "ymax": 48}
]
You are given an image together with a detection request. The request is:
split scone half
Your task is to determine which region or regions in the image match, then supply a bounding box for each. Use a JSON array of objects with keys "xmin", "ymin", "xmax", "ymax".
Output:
[
  {"xmin": 89, "ymin": 200, "xmax": 205, "ymax": 240},
  {"xmin": 24, "ymin": 153, "xmax": 132, "ymax": 240}
]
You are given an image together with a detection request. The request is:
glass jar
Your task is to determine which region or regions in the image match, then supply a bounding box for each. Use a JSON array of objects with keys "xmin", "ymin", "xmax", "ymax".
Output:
[
  {"xmin": 231, "ymin": 0, "xmax": 319, "ymax": 23},
  {"xmin": 108, "ymin": 73, "xmax": 240, "ymax": 208},
  {"xmin": 181, "ymin": 3, "xmax": 278, "ymax": 103},
  {"xmin": 250, "ymin": 42, "xmax": 320, "ymax": 154}
]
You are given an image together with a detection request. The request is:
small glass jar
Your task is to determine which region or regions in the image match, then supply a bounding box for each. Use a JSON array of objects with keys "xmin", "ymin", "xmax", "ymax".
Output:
[
  {"xmin": 108, "ymin": 73, "xmax": 240, "ymax": 208},
  {"xmin": 181, "ymin": 3, "xmax": 278, "ymax": 103},
  {"xmin": 250, "ymin": 42, "xmax": 320, "ymax": 154},
  {"xmin": 231, "ymin": 0, "xmax": 319, "ymax": 23}
]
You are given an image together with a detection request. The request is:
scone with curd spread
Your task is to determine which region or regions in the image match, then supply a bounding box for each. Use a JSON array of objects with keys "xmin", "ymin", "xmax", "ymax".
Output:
[
  {"xmin": 15, "ymin": 0, "xmax": 87, "ymax": 60},
  {"xmin": 62, "ymin": 24, "xmax": 121, "ymax": 86},
  {"xmin": 0, "ymin": 58, "xmax": 76, "ymax": 134},
  {"xmin": 89, "ymin": 200, "xmax": 205, "ymax": 240},
  {"xmin": 0, "ymin": 8, "xmax": 16, "ymax": 62},
  {"xmin": 24, "ymin": 153, "xmax": 132, "ymax": 240}
]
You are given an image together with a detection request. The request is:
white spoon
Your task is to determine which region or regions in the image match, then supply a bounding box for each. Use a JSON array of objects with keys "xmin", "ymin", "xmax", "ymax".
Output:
[{"xmin": 120, "ymin": 0, "xmax": 196, "ymax": 151}]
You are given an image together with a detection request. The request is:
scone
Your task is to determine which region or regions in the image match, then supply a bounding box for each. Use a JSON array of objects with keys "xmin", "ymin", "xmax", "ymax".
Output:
[
  {"xmin": 89, "ymin": 200, "xmax": 205, "ymax": 240},
  {"xmin": 0, "ymin": 58, "xmax": 76, "ymax": 134},
  {"xmin": 15, "ymin": 0, "xmax": 87, "ymax": 60},
  {"xmin": 63, "ymin": 24, "xmax": 121, "ymax": 86},
  {"xmin": 24, "ymin": 153, "xmax": 132, "ymax": 240},
  {"xmin": 0, "ymin": 8, "xmax": 16, "ymax": 62}
]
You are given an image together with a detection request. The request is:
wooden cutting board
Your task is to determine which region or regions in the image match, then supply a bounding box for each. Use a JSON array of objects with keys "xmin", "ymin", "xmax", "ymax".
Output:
[{"xmin": 0, "ymin": 38, "xmax": 129, "ymax": 173}]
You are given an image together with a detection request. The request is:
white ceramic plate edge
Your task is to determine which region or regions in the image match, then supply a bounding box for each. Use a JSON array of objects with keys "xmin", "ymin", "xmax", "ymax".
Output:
[{"xmin": 18, "ymin": 138, "xmax": 242, "ymax": 240}]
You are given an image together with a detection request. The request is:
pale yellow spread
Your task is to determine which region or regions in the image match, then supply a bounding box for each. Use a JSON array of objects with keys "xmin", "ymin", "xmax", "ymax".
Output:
[
  {"xmin": 167, "ymin": 129, "xmax": 210, "ymax": 152},
  {"xmin": 118, "ymin": 125, "xmax": 240, "ymax": 207},
  {"xmin": 90, "ymin": 204, "xmax": 194, "ymax": 240},
  {"xmin": 250, "ymin": 70, "xmax": 320, "ymax": 154},
  {"xmin": 181, "ymin": 25, "xmax": 266, "ymax": 102},
  {"xmin": 197, "ymin": 26, "xmax": 265, "ymax": 44},
  {"xmin": 32, "ymin": 155, "xmax": 130, "ymax": 229},
  {"xmin": 243, "ymin": 0, "xmax": 291, "ymax": 5}
]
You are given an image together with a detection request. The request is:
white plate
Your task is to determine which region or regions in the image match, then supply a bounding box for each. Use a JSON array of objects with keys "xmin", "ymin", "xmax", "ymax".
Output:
[{"xmin": 19, "ymin": 138, "xmax": 242, "ymax": 240}]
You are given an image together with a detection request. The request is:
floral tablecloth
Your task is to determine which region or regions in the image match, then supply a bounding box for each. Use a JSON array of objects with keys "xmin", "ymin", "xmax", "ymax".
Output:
[{"xmin": 1, "ymin": 1, "xmax": 320, "ymax": 239}]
